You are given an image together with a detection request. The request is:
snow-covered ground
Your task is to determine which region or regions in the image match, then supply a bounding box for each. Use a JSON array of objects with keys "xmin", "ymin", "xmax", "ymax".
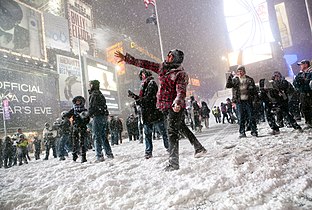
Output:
[{"xmin": 1, "ymin": 122, "xmax": 312, "ymax": 210}]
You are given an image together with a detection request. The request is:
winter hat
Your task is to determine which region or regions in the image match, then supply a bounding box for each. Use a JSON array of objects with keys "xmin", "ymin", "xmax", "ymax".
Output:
[
  {"xmin": 236, "ymin": 65, "xmax": 246, "ymax": 73},
  {"xmin": 72, "ymin": 96, "xmax": 85, "ymax": 106},
  {"xmin": 168, "ymin": 49, "xmax": 184, "ymax": 64},
  {"xmin": 89, "ymin": 80, "xmax": 100, "ymax": 90},
  {"xmin": 139, "ymin": 68, "xmax": 152, "ymax": 80},
  {"xmin": 271, "ymin": 71, "xmax": 282, "ymax": 80},
  {"xmin": 297, "ymin": 59, "xmax": 310, "ymax": 67}
]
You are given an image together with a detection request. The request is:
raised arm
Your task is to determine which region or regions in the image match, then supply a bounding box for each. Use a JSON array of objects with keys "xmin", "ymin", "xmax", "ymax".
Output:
[{"xmin": 114, "ymin": 51, "xmax": 160, "ymax": 74}]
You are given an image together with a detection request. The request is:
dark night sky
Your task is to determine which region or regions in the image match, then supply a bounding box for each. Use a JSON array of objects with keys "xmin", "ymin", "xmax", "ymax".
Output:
[{"xmin": 91, "ymin": 0, "xmax": 230, "ymax": 98}]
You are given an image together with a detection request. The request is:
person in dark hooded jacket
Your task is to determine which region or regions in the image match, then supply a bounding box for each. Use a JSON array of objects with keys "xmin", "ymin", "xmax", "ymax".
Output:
[
  {"xmin": 115, "ymin": 49, "xmax": 207, "ymax": 171},
  {"xmin": 64, "ymin": 96, "xmax": 90, "ymax": 163},
  {"xmin": 88, "ymin": 80, "xmax": 114, "ymax": 162},
  {"xmin": 128, "ymin": 68, "xmax": 169, "ymax": 159}
]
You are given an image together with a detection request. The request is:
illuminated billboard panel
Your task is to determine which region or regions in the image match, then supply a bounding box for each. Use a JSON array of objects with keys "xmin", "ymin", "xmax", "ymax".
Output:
[
  {"xmin": 224, "ymin": 0, "xmax": 274, "ymax": 65},
  {"xmin": 0, "ymin": 0, "xmax": 46, "ymax": 60},
  {"xmin": 67, "ymin": 0, "xmax": 93, "ymax": 55},
  {"xmin": 85, "ymin": 57, "xmax": 120, "ymax": 114},
  {"xmin": 56, "ymin": 55, "xmax": 83, "ymax": 109}
]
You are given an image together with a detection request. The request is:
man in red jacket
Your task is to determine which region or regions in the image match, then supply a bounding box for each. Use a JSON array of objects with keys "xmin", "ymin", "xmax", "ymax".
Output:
[{"xmin": 115, "ymin": 49, "xmax": 207, "ymax": 171}]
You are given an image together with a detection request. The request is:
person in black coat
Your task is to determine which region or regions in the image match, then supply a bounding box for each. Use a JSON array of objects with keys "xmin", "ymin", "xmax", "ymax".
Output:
[
  {"xmin": 128, "ymin": 69, "xmax": 169, "ymax": 159},
  {"xmin": 2, "ymin": 136, "xmax": 13, "ymax": 168},
  {"xmin": 64, "ymin": 96, "xmax": 90, "ymax": 163},
  {"xmin": 200, "ymin": 101, "xmax": 210, "ymax": 128},
  {"xmin": 88, "ymin": 80, "xmax": 114, "ymax": 162},
  {"xmin": 259, "ymin": 71, "xmax": 302, "ymax": 134}
]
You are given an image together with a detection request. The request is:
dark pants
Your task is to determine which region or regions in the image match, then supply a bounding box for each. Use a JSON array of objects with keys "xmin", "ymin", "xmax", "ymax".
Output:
[
  {"xmin": 236, "ymin": 101, "xmax": 258, "ymax": 135},
  {"xmin": 263, "ymin": 102, "xmax": 280, "ymax": 131},
  {"xmin": 45, "ymin": 138, "xmax": 57, "ymax": 159},
  {"xmin": 72, "ymin": 127, "xmax": 87, "ymax": 159},
  {"xmin": 166, "ymin": 109, "xmax": 205, "ymax": 169},
  {"xmin": 300, "ymin": 93, "xmax": 312, "ymax": 125}
]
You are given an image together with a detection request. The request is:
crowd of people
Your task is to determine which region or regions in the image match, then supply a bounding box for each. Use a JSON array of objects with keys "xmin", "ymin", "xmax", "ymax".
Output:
[{"xmin": 1, "ymin": 50, "xmax": 311, "ymax": 171}]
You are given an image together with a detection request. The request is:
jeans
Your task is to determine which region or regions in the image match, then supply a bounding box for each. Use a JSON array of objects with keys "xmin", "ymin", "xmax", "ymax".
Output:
[
  {"xmin": 92, "ymin": 115, "xmax": 113, "ymax": 158},
  {"xmin": 155, "ymin": 119, "xmax": 169, "ymax": 149},
  {"xmin": 59, "ymin": 133, "xmax": 70, "ymax": 158},
  {"xmin": 236, "ymin": 101, "xmax": 257, "ymax": 135},
  {"xmin": 144, "ymin": 123, "xmax": 154, "ymax": 155},
  {"xmin": 111, "ymin": 130, "xmax": 119, "ymax": 145}
]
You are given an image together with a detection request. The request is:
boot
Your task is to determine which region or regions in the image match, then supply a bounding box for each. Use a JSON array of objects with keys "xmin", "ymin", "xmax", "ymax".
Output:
[
  {"xmin": 81, "ymin": 155, "xmax": 87, "ymax": 163},
  {"xmin": 73, "ymin": 153, "xmax": 78, "ymax": 162}
]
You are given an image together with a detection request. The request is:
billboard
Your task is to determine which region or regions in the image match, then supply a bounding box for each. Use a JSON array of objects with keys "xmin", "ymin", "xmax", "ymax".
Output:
[
  {"xmin": 275, "ymin": 2, "xmax": 292, "ymax": 48},
  {"xmin": 0, "ymin": 0, "xmax": 46, "ymax": 60},
  {"xmin": 67, "ymin": 0, "xmax": 93, "ymax": 54},
  {"xmin": 44, "ymin": 12, "xmax": 71, "ymax": 51},
  {"xmin": 84, "ymin": 57, "xmax": 120, "ymax": 114},
  {"xmin": 0, "ymin": 69, "xmax": 59, "ymax": 131},
  {"xmin": 223, "ymin": 0, "xmax": 274, "ymax": 65},
  {"xmin": 56, "ymin": 54, "xmax": 82, "ymax": 109}
]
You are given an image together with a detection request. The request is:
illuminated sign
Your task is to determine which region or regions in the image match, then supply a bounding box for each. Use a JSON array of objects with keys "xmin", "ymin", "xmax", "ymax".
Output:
[
  {"xmin": 106, "ymin": 42, "xmax": 125, "ymax": 75},
  {"xmin": 44, "ymin": 13, "xmax": 71, "ymax": 51},
  {"xmin": 56, "ymin": 55, "xmax": 82, "ymax": 109},
  {"xmin": 130, "ymin": 42, "xmax": 162, "ymax": 63},
  {"xmin": 0, "ymin": 69, "xmax": 59, "ymax": 130},
  {"xmin": 67, "ymin": 0, "xmax": 92, "ymax": 54},
  {"xmin": 224, "ymin": 0, "xmax": 274, "ymax": 65},
  {"xmin": 0, "ymin": 0, "xmax": 46, "ymax": 60},
  {"xmin": 85, "ymin": 57, "xmax": 120, "ymax": 114},
  {"xmin": 190, "ymin": 78, "xmax": 201, "ymax": 87},
  {"xmin": 275, "ymin": 3, "xmax": 292, "ymax": 48}
]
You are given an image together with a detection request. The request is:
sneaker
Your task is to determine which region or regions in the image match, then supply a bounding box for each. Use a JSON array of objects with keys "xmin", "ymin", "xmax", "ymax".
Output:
[
  {"xmin": 95, "ymin": 156, "xmax": 105, "ymax": 163},
  {"xmin": 194, "ymin": 148, "xmax": 207, "ymax": 158},
  {"xmin": 144, "ymin": 154, "xmax": 153, "ymax": 159},
  {"xmin": 164, "ymin": 164, "xmax": 179, "ymax": 171},
  {"xmin": 239, "ymin": 133, "xmax": 247, "ymax": 138}
]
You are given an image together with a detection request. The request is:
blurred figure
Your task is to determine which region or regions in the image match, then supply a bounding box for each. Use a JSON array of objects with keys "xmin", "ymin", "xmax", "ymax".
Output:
[
  {"xmin": 126, "ymin": 113, "xmax": 138, "ymax": 141},
  {"xmin": 190, "ymin": 96, "xmax": 202, "ymax": 132},
  {"xmin": 2, "ymin": 136, "xmax": 13, "ymax": 168},
  {"xmin": 109, "ymin": 116, "xmax": 120, "ymax": 146},
  {"xmin": 293, "ymin": 59, "xmax": 312, "ymax": 128},
  {"xmin": 43, "ymin": 123, "xmax": 57, "ymax": 160},
  {"xmin": 200, "ymin": 101, "xmax": 210, "ymax": 128},
  {"xmin": 16, "ymin": 134, "xmax": 28, "ymax": 166},
  {"xmin": 33, "ymin": 136, "xmax": 41, "ymax": 160},
  {"xmin": 212, "ymin": 106, "xmax": 221, "ymax": 123},
  {"xmin": 58, "ymin": 111, "xmax": 72, "ymax": 161}
]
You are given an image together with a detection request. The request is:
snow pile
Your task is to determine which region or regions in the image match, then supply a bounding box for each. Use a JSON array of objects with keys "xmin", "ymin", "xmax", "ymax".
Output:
[{"xmin": 1, "ymin": 122, "xmax": 312, "ymax": 210}]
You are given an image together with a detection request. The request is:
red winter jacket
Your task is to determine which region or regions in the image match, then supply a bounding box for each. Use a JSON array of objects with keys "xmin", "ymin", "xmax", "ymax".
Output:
[{"xmin": 125, "ymin": 53, "xmax": 188, "ymax": 111}]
